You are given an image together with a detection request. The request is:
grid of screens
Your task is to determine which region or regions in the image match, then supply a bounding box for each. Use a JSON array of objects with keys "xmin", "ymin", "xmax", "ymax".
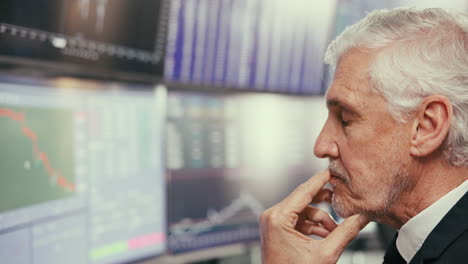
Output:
[
  {"xmin": 166, "ymin": 91, "xmax": 328, "ymax": 254},
  {"xmin": 0, "ymin": 0, "xmax": 169, "ymax": 80},
  {"xmin": 164, "ymin": 0, "xmax": 336, "ymax": 94},
  {"xmin": 0, "ymin": 76, "xmax": 166, "ymax": 264}
]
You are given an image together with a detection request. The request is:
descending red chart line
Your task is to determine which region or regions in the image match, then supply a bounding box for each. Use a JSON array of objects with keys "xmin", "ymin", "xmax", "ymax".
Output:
[{"xmin": 0, "ymin": 107, "xmax": 76, "ymax": 192}]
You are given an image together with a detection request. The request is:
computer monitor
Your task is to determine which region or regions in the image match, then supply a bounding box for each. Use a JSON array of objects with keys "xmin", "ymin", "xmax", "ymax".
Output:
[
  {"xmin": 0, "ymin": 75, "xmax": 166, "ymax": 264},
  {"xmin": 164, "ymin": 0, "xmax": 336, "ymax": 94},
  {"xmin": 166, "ymin": 90, "xmax": 328, "ymax": 255},
  {"xmin": 166, "ymin": 90, "xmax": 253, "ymax": 254},
  {"xmin": 0, "ymin": 0, "xmax": 169, "ymax": 81}
]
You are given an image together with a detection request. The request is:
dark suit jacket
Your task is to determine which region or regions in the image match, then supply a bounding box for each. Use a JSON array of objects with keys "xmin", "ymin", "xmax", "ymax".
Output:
[
  {"xmin": 409, "ymin": 191, "xmax": 468, "ymax": 263},
  {"xmin": 384, "ymin": 191, "xmax": 468, "ymax": 263}
]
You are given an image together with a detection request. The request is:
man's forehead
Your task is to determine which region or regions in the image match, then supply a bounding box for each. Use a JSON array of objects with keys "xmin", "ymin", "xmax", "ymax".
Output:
[
  {"xmin": 331, "ymin": 48, "xmax": 373, "ymax": 89},
  {"xmin": 325, "ymin": 53, "xmax": 375, "ymax": 111},
  {"xmin": 325, "ymin": 77, "xmax": 389, "ymax": 116},
  {"xmin": 325, "ymin": 82, "xmax": 361, "ymax": 109}
]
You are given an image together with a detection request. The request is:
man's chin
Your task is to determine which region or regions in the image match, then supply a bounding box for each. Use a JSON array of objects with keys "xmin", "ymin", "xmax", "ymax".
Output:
[
  {"xmin": 332, "ymin": 204, "xmax": 354, "ymax": 218},
  {"xmin": 332, "ymin": 196, "xmax": 388, "ymax": 221},
  {"xmin": 331, "ymin": 195, "xmax": 356, "ymax": 218}
]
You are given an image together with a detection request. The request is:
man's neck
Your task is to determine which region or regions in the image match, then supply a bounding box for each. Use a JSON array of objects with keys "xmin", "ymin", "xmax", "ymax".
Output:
[{"xmin": 379, "ymin": 161, "xmax": 468, "ymax": 229}]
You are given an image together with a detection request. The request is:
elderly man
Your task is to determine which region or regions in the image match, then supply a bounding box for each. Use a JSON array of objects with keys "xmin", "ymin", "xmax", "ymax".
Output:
[{"xmin": 260, "ymin": 8, "xmax": 468, "ymax": 264}]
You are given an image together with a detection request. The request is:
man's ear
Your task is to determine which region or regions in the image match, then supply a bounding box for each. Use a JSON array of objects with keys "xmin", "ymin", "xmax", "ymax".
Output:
[{"xmin": 410, "ymin": 95, "xmax": 452, "ymax": 157}]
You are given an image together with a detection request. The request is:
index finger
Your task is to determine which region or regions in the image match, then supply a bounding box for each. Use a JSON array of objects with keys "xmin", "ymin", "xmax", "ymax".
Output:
[{"xmin": 280, "ymin": 170, "xmax": 331, "ymax": 213}]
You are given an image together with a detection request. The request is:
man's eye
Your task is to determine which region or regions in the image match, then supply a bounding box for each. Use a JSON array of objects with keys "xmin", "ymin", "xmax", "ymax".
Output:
[
  {"xmin": 340, "ymin": 110, "xmax": 352, "ymax": 127},
  {"xmin": 341, "ymin": 120, "xmax": 351, "ymax": 127}
]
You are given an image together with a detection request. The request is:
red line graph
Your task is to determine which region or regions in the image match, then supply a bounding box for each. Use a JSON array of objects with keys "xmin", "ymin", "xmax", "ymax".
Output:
[{"xmin": 0, "ymin": 107, "xmax": 76, "ymax": 192}]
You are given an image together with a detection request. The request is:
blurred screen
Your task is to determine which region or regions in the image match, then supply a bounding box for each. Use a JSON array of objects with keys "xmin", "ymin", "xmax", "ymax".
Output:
[
  {"xmin": 331, "ymin": 0, "xmax": 391, "ymax": 37},
  {"xmin": 0, "ymin": 75, "xmax": 166, "ymax": 264},
  {"xmin": 166, "ymin": 90, "xmax": 328, "ymax": 254},
  {"xmin": 0, "ymin": 0, "xmax": 168, "ymax": 79},
  {"xmin": 331, "ymin": 0, "xmax": 467, "ymax": 39},
  {"xmin": 388, "ymin": 0, "xmax": 468, "ymax": 11},
  {"xmin": 164, "ymin": 0, "xmax": 336, "ymax": 94}
]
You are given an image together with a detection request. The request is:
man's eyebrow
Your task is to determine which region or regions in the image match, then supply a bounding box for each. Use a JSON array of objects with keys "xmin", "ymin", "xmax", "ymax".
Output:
[{"xmin": 326, "ymin": 98, "xmax": 356, "ymax": 113}]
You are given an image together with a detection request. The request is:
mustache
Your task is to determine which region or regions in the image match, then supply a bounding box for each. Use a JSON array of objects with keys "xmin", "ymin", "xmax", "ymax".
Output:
[{"xmin": 328, "ymin": 161, "xmax": 350, "ymax": 184}]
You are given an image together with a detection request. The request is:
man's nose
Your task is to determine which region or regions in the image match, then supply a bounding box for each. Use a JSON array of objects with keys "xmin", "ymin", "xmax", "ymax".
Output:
[{"xmin": 314, "ymin": 123, "xmax": 339, "ymax": 159}]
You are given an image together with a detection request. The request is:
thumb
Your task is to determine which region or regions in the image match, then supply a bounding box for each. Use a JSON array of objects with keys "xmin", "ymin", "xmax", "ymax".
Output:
[{"xmin": 322, "ymin": 214, "xmax": 369, "ymax": 256}]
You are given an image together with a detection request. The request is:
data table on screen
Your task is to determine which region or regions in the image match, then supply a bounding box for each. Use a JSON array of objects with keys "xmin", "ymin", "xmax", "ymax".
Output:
[{"xmin": 164, "ymin": 0, "xmax": 336, "ymax": 94}]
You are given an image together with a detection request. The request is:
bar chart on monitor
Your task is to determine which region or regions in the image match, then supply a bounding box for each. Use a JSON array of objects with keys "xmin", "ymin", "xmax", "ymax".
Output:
[{"xmin": 0, "ymin": 105, "xmax": 75, "ymax": 213}]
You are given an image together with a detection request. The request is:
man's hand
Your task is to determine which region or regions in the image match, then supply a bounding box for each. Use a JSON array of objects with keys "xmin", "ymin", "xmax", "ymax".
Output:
[{"xmin": 259, "ymin": 170, "xmax": 369, "ymax": 264}]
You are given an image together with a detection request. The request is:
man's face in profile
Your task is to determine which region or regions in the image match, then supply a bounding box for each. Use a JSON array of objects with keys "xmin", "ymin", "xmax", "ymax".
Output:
[{"xmin": 314, "ymin": 49, "xmax": 413, "ymax": 219}]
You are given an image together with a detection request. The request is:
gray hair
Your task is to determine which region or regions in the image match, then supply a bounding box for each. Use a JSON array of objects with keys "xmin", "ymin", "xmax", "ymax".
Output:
[{"xmin": 324, "ymin": 8, "xmax": 468, "ymax": 167}]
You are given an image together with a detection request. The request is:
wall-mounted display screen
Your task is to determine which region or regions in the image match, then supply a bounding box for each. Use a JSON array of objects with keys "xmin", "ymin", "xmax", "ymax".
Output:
[
  {"xmin": 0, "ymin": 0, "xmax": 169, "ymax": 81},
  {"xmin": 164, "ymin": 0, "xmax": 336, "ymax": 94}
]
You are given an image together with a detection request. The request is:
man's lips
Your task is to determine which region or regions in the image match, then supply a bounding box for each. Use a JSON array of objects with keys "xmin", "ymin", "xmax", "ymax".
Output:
[{"xmin": 329, "ymin": 173, "xmax": 343, "ymax": 186}]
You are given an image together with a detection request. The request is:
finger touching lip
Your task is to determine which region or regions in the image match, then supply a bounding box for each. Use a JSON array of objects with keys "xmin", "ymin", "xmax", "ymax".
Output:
[
  {"xmin": 282, "ymin": 170, "xmax": 332, "ymax": 212},
  {"xmin": 329, "ymin": 175, "xmax": 342, "ymax": 186}
]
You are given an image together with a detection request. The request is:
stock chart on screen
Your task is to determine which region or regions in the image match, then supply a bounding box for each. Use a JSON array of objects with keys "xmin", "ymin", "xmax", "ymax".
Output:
[
  {"xmin": 0, "ymin": 75, "xmax": 166, "ymax": 264},
  {"xmin": 0, "ymin": 105, "xmax": 75, "ymax": 213}
]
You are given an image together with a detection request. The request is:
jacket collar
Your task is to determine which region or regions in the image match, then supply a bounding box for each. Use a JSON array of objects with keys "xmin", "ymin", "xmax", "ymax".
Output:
[{"xmin": 411, "ymin": 191, "xmax": 468, "ymax": 262}]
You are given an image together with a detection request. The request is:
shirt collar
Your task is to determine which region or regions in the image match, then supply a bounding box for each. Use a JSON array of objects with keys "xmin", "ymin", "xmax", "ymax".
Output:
[{"xmin": 396, "ymin": 179, "xmax": 468, "ymax": 263}]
